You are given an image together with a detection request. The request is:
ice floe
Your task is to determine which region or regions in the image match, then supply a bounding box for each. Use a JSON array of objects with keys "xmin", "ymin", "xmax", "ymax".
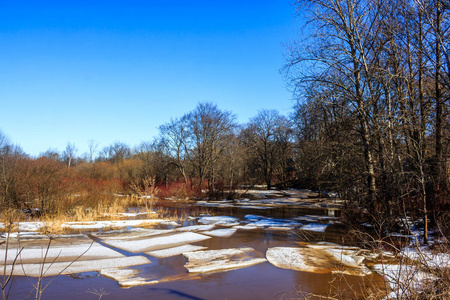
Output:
[
  {"xmin": 252, "ymin": 219, "xmax": 301, "ymax": 228},
  {"xmin": 0, "ymin": 242, "xmax": 123, "ymax": 264},
  {"xmin": 202, "ymin": 228, "xmax": 237, "ymax": 238},
  {"xmin": 100, "ymin": 268, "xmax": 199, "ymax": 288},
  {"xmin": 1, "ymin": 232, "xmax": 41, "ymax": 238},
  {"xmin": 160, "ymin": 220, "xmax": 180, "ymax": 227},
  {"xmin": 102, "ymin": 232, "xmax": 211, "ymax": 252},
  {"xmin": 266, "ymin": 246, "xmax": 370, "ymax": 276},
  {"xmin": 100, "ymin": 268, "xmax": 153, "ymax": 287},
  {"xmin": 91, "ymin": 228, "xmax": 172, "ymax": 240},
  {"xmin": 233, "ymin": 224, "xmax": 259, "ymax": 230},
  {"xmin": 197, "ymin": 216, "xmax": 240, "ymax": 226},
  {"xmin": 266, "ymin": 247, "xmax": 335, "ymax": 273},
  {"xmin": 61, "ymin": 219, "xmax": 167, "ymax": 230},
  {"xmin": 100, "ymin": 268, "xmax": 142, "ymax": 283},
  {"xmin": 243, "ymin": 215, "xmax": 301, "ymax": 229},
  {"xmin": 146, "ymin": 244, "xmax": 207, "ymax": 258},
  {"xmin": 183, "ymin": 247, "xmax": 266, "ymax": 273},
  {"xmin": 300, "ymin": 223, "xmax": 330, "ymax": 232},
  {"xmin": 176, "ymin": 224, "xmax": 215, "ymax": 232},
  {"xmin": 1, "ymin": 256, "xmax": 151, "ymax": 277},
  {"xmin": 304, "ymin": 242, "xmax": 366, "ymax": 268},
  {"xmin": 323, "ymin": 248, "xmax": 365, "ymax": 268}
]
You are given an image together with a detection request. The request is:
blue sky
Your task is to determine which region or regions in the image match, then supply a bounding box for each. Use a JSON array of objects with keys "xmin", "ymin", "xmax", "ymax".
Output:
[{"xmin": 0, "ymin": 0, "xmax": 299, "ymax": 157}]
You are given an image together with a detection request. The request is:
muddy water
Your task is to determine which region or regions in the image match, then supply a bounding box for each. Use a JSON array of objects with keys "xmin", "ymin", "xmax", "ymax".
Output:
[{"xmin": 5, "ymin": 204, "xmax": 384, "ymax": 300}]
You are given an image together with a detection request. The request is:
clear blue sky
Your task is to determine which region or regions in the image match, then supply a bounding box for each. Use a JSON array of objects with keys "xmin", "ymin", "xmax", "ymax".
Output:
[{"xmin": 0, "ymin": 0, "xmax": 299, "ymax": 157}]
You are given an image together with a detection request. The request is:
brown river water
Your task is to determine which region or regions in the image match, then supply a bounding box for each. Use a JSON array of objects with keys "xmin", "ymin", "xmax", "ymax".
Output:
[{"xmin": 3, "ymin": 196, "xmax": 387, "ymax": 300}]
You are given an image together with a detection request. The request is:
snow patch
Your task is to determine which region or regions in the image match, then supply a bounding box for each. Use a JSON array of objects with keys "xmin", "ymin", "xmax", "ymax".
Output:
[
  {"xmin": 267, "ymin": 246, "xmax": 370, "ymax": 276},
  {"xmin": 1, "ymin": 232, "xmax": 41, "ymax": 238},
  {"xmin": 176, "ymin": 225, "xmax": 215, "ymax": 232},
  {"xmin": 2, "ymin": 256, "xmax": 151, "ymax": 277},
  {"xmin": 202, "ymin": 228, "xmax": 237, "ymax": 238},
  {"xmin": 401, "ymin": 247, "xmax": 450, "ymax": 269},
  {"xmin": 300, "ymin": 223, "xmax": 330, "ymax": 232},
  {"xmin": 252, "ymin": 219, "xmax": 301, "ymax": 228},
  {"xmin": 183, "ymin": 247, "xmax": 266, "ymax": 273},
  {"xmin": 373, "ymin": 264, "xmax": 436, "ymax": 298},
  {"xmin": 233, "ymin": 224, "xmax": 259, "ymax": 230},
  {"xmin": 102, "ymin": 232, "xmax": 211, "ymax": 252},
  {"xmin": 61, "ymin": 219, "xmax": 167, "ymax": 230},
  {"xmin": 266, "ymin": 247, "xmax": 334, "ymax": 273},
  {"xmin": 323, "ymin": 248, "xmax": 365, "ymax": 268},
  {"xmin": 92, "ymin": 228, "xmax": 172, "ymax": 240},
  {"xmin": 146, "ymin": 244, "xmax": 207, "ymax": 258},
  {"xmin": 0, "ymin": 242, "xmax": 123, "ymax": 264},
  {"xmin": 197, "ymin": 216, "xmax": 240, "ymax": 226}
]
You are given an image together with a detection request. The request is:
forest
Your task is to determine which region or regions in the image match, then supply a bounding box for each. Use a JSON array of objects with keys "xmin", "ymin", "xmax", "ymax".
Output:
[{"xmin": 0, "ymin": 0, "xmax": 449, "ymax": 240}]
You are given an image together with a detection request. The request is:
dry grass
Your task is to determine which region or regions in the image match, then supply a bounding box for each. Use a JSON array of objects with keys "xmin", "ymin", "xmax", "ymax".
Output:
[{"xmin": 0, "ymin": 193, "xmax": 169, "ymax": 235}]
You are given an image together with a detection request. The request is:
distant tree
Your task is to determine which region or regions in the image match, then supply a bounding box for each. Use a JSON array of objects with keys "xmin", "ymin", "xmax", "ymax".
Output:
[
  {"xmin": 62, "ymin": 142, "xmax": 77, "ymax": 168},
  {"xmin": 159, "ymin": 116, "xmax": 191, "ymax": 185},
  {"xmin": 87, "ymin": 139, "xmax": 99, "ymax": 164},
  {"xmin": 26, "ymin": 157, "xmax": 64, "ymax": 212},
  {"xmin": 242, "ymin": 110, "xmax": 292, "ymax": 189},
  {"xmin": 39, "ymin": 148, "xmax": 60, "ymax": 160},
  {"xmin": 98, "ymin": 142, "xmax": 131, "ymax": 164},
  {"xmin": 186, "ymin": 103, "xmax": 236, "ymax": 191}
]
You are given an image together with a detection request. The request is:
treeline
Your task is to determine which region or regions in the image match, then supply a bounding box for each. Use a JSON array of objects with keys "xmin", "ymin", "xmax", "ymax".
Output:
[
  {"xmin": 0, "ymin": 103, "xmax": 295, "ymax": 213},
  {"xmin": 285, "ymin": 0, "xmax": 449, "ymax": 233}
]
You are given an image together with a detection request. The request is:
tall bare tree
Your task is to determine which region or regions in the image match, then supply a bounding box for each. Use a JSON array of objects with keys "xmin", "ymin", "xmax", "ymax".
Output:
[
  {"xmin": 63, "ymin": 142, "xmax": 77, "ymax": 169},
  {"xmin": 187, "ymin": 103, "xmax": 236, "ymax": 191}
]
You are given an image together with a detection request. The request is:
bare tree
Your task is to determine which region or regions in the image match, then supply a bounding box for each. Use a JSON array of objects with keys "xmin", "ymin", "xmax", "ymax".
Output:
[
  {"xmin": 87, "ymin": 139, "xmax": 98, "ymax": 164},
  {"xmin": 242, "ymin": 110, "xmax": 292, "ymax": 189},
  {"xmin": 186, "ymin": 103, "xmax": 236, "ymax": 191},
  {"xmin": 98, "ymin": 142, "xmax": 131, "ymax": 164},
  {"xmin": 286, "ymin": 0, "xmax": 388, "ymax": 210},
  {"xmin": 159, "ymin": 116, "xmax": 191, "ymax": 185},
  {"xmin": 62, "ymin": 142, "xmax": 77, "ymax": 169}
]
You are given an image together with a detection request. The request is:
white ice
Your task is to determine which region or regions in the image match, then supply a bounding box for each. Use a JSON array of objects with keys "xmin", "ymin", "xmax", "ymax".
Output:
[
  {"xmin": 146, "ymin": 244, "xmax": 208, "ymax": 258},
  {"xmin": 61, "ymin": 219, "xmax": 167, "ymax": 230},
  {"xmin": 267, "ymin": 246, "xmax": 370, "ymax": 276},
  {"xmin": 1, "ymin": 256, "xmax": 151, "ymax": 277},
  {"xmin": 252, "ymin": 219, "xmax": 301, "ymax": 228},
  {"xmin": 202, "ymin": 228, "xmax": 237, "ymax": 238},
  {"xmin": 92, "ymin": 228, "xmax": 172, "ymax": 240},
  {"xmin": 300, "ymin": 223, "xmax": 330, "ymax": 232},
  {"xmin": 323, "ymin": 248, "xmax": 365, "ymax": 268},
  {"xmin": 233, "ymin": 224, "xmax": 259, "ymax": 230},
  {"xmin": 0, "ymin": 242, "xmax": 123, "ymax": 264},
  {"xmin": 102, "ymin": 232, "xmax": 211, "ymax": 252},
  {"xmin": 266, "ymin": 247, "xmax": 334, "ymax": 273},
  {"xmin": 176, "ymin": 225, "xmax": 215, "ymax": 232},
  {"xmin": 184, "ymin": 247, "xmax": 266, "ymax": 273},
  {"xmin": 197, "ymin": 216, "xmax": 240, "ymax": 226}
]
